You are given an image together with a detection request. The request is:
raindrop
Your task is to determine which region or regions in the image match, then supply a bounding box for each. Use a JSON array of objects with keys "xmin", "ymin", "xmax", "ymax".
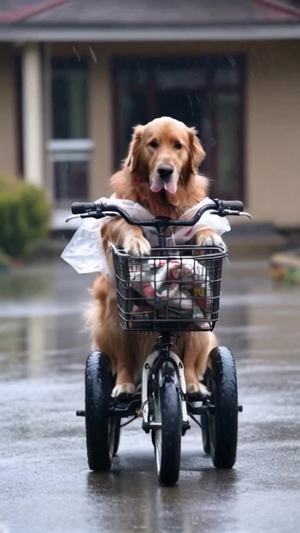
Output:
[
  {"xmin": 227, "ymin": 54, "xmax": 237, "ymax": 68},
  {"xmin": 89, "ymin": 46, "xmax": 98, "ymax": 64},
  {"xmin": 72, "ymin": 46, "xmax": 81, "ymax": 62},
  {"xmin": 186, "ymin": 94, "xmax": 195, "ymax": 117},
  {"xmin": 135, "ymin": 59, "xmax": 144, "ymax": 83}
]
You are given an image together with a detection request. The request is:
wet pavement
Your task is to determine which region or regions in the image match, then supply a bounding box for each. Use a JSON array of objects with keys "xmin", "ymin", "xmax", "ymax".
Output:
[{"xmin": 0, "ymin": 259, "xmax": 299, "ymax": 533}]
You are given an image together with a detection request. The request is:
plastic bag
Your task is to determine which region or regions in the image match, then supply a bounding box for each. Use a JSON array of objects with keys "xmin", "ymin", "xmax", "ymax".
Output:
[
  {"xmin": 61, "ymin": 196, "xmax": 230, "ymax": 274},
  {"xmin": 61, "ymin": 216, "xmax": 109, "ymax": 274}
]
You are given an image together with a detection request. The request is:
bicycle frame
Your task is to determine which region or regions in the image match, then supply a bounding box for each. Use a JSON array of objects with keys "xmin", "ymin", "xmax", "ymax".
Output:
[{"xmin": 141, "ymin": 333, "xmax": 189, "ymax": 434}]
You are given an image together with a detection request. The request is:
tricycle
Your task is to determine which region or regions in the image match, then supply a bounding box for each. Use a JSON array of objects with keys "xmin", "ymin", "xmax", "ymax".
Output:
[{"xmin": 70, "ymin": 198, "xmax": 247, "ymax": 485}]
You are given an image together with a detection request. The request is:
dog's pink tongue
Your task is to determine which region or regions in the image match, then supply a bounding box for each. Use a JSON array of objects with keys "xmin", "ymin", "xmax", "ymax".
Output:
[
  {"xmin": 151, "ymin": 178, "xmax": 178, "ymax": 194},
  {"xmin": 164, "ymin": 180, "xmax": 177, "ymax": 194}
]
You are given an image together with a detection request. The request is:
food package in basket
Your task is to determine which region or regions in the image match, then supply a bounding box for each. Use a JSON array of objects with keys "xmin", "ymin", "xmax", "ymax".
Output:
[{"xmin": 129, "ymin": 256, "xmax": 211, "ymax": 319}]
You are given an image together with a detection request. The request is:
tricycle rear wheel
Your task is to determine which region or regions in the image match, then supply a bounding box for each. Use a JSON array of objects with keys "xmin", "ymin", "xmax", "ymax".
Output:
[
  {"xmin": 85, "ymin": 351, "xmax": 115, "ymax": 471},
  {"xmin": 206, "ymin": 346, "xmax": 238, "ymax": 468}
]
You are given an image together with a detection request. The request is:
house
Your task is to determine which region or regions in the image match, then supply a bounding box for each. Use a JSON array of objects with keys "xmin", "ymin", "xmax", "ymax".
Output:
[{"xmin": 0, "ymin": 0, "xmax": 299, "ymax": 230}]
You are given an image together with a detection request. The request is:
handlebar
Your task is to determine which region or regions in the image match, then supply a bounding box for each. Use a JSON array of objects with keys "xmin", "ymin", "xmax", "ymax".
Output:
[
  {"xmin": 71, "ymin": 199, "xmax": 245, "ymax": 228},
  {"xmin": 219, "ymin": 200, "xmax": 244, "ymax": 212},
  {"xmin": 71, "ymin": 202, "xmax": 97, "ymax": 214}
]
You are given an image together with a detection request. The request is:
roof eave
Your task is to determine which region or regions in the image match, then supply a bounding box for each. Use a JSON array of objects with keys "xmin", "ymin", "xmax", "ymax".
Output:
[{"xmin": 0, "ymin": 22, "xmax": 300, "ymax": 42}]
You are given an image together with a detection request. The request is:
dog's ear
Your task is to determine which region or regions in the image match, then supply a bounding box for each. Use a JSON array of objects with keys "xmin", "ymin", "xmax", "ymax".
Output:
[
  {"xmin": 123, "ymin": 124, "xmax": 145, "ymax": 172},
  {"xmin": 188, "ymin": 127, "xmax": 206, "ymax": 175}
]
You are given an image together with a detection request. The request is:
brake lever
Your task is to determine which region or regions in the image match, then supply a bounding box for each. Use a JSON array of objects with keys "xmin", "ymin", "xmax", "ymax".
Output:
[
  {"xmin": 223, "ymin": 210, "xmax": 253, "ymax": 220},
  {"xmin": 65, "ymin": 211, "xmax": 99, "ymax": 223},
  {"xmin": 211, "ymin": 209, "xmax": 253, "ymax": 220},
  {"xmin": 65, "ymin": 214, "xmax": 81, "ymax": 223},
  {"xmin": 65, "ymin": 210, "xmax": 119, "ymax": 223},
  {"xmin": 238, "ymin": 211, "xmax": 253, "ymax": 220}
]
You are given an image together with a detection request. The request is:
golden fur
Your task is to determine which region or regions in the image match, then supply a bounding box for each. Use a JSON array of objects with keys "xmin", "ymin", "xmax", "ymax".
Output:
[{"xmin": 88, "ymin": 117, "xmax": 223, "ymax": 397}]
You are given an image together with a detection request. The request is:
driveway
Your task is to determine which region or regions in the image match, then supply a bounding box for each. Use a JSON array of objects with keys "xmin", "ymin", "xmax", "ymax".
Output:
[{"xmin": 0, "ymin": 260, "xmax": 299, "ymax": 533}]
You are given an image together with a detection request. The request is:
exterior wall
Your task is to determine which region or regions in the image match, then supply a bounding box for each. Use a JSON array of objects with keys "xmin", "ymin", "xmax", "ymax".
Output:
[
  {"xmin": 87, "ymin": 40, "xmax": 300, "ymax": 227},
  {"xmin": 0, "ymin": 45, "xmax": 18, "ymax": 177},
  {"xmin": 247, "ymin": 41, "xmax": 300, "ymax": 227},
  {"xmin": 2, "ymin": 40, "xmax": 299, "ymax": 227}
]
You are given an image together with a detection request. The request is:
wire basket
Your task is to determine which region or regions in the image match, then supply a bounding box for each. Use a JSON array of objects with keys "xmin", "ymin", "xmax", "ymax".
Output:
[{"xmin": 111, "ymin": 245, "xmax": 226, "ymax": 332}]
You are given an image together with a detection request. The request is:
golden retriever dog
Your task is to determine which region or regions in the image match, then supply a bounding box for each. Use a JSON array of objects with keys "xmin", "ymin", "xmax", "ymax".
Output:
[{"xmin": 88, "ymin": 116, "xmax": 224, "ymax": 398}]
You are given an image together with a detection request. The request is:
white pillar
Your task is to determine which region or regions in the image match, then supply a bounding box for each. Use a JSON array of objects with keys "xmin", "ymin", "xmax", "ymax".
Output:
[{"xmin": 22, "ymin": 42, "xmax": 44, "ymax": 186}]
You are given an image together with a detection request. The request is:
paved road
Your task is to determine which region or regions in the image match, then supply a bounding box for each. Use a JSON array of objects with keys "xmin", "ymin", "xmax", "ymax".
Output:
[{"xmin": 0, "ymin": 260, "xmax": 299, "ymax": 533}]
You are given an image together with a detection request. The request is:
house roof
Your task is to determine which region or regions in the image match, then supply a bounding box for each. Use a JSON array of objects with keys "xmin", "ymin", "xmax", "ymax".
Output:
[{"xmin": 0, "ymin": 0, "xmax": 300, "ymax": 41}]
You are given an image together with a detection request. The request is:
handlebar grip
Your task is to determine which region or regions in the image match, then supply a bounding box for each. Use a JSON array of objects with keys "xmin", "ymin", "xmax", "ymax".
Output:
[
  {"xmin": 71, "ymin": 202, "xmax": 96, "ymax": 214},
  {"xmin": 220, "ymin": 200, "xmax": 244, "ymax": 212}
]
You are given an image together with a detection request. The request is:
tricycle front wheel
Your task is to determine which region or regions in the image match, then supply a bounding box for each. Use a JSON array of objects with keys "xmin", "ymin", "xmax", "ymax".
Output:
[{"xmin": 152, "ymin": 364, "xmax": 182, "ymax": 486}]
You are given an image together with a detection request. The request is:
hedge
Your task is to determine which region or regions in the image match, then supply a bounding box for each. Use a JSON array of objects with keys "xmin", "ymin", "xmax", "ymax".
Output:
[{"xmin": 0, "ymin": 177, "xmax": 51, "ymax": 259}]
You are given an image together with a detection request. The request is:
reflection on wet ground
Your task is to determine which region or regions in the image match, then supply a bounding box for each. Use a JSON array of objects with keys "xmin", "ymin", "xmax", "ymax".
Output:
[{"xmin": 0, "ymin": 260, "xmax": 299, "ymax": 533}]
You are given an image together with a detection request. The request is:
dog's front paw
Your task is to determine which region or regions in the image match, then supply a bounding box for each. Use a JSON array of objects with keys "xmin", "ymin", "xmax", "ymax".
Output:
[
  {"xmin": 195, "ymin": 230, "xmax": 226, "ymax": 250},
  {"xmin": 112, "ymin": 382, "xmax": 136, "ymax": 399},
  {"xmin": 123, "ymin": 234, "xmax": 151, "ymax": 256},
  {"xmin": 186, "ymin": 381, "xmax": 211, "ymax": 399}
]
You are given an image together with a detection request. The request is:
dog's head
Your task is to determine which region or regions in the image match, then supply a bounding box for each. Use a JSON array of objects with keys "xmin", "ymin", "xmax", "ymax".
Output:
[{"xmin": 124, "ymin": 116, "xmax": 206, "ymax": 195}]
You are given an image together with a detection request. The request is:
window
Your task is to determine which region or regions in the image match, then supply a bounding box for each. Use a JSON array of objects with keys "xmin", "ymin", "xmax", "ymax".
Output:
[
  {"xmin": 113, "ymin": 56, "xmax": 244, "ymax": 199},
  {"xmin": 216, "ymin": 91, "xmax": 241, "ymax": 198},
  {"xmin": 50, "ymin": 58, "xmax": 91, "ymax": 204},
  {"xmin": 54, "ymin": 161, "xmax": 89, "ymax": 201},
  {"xmin": 51, "ymin": 58, "xmax": 87, "ymax": 139}
]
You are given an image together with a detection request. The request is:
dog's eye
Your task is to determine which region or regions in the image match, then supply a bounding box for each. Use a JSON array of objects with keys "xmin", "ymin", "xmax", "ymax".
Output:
[
  {"xmin": 148, "ymin": 140, "xmax": 159, "ymax": 149},
  {"xmin": 174, "ymin": 141, "xmax": 182, "ymax": 150}
]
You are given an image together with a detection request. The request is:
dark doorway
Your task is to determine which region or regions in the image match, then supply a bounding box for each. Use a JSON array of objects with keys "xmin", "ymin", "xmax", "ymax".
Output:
[{"xmin": 112, "ymin": 55, "xmax": 245, "ymax": 200}]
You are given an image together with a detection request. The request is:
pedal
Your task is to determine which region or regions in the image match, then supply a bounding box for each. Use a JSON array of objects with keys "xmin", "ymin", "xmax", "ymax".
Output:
[
  {"xmin": 142, "ymin": 421, "xmax": 162, "ymax": 433},
  {"xmin": 186, "ymin": 391, "xmax": 210, "ymax": 402},
  {"xmin": 110, "ymin": 395, "xmax": 141, "ymax": 417},
  {"xmin": 187, "ymin": 403, "xmax": 209, "ymax": 415},
  {"xmin": 76, "ymin": 410, "xmax": 85, "ymax": 417}
]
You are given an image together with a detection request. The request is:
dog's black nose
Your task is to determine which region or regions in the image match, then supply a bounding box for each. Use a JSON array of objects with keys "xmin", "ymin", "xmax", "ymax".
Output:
[{"xmin": 157, "ymin": 165, "xmax": 173, "ymax": 180}]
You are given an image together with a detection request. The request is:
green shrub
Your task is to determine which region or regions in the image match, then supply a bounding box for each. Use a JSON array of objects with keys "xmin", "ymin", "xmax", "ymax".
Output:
[{"xmin": 0, "ymin": 177, "xmax": 51, "ymax": 259}]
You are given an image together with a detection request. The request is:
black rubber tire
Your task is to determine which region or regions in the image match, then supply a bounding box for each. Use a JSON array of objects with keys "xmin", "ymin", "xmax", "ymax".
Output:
[
  {"xmin": 153, "ymin": 367, "xmax": 182, "ymax": 486},
  {"xmin": 207, "ymin": 346, "xmax": 238, "ymax": 469},
  {"xmin": 85, "ymin": 351, "xmax": 114, "ymax": 471}
]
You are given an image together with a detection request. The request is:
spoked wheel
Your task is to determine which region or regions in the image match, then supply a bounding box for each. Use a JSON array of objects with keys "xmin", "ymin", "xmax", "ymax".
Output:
[
  {"xmin": 206, "ymin": 346, "xmax": 238, "ymax": 469},
  {"xmin": 152, "ymin": 364, "xmax": 182, "ymax": 486},
  {"xmin": 85, "ymin": 351, "xmax": 117, "ymax": 471}
]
